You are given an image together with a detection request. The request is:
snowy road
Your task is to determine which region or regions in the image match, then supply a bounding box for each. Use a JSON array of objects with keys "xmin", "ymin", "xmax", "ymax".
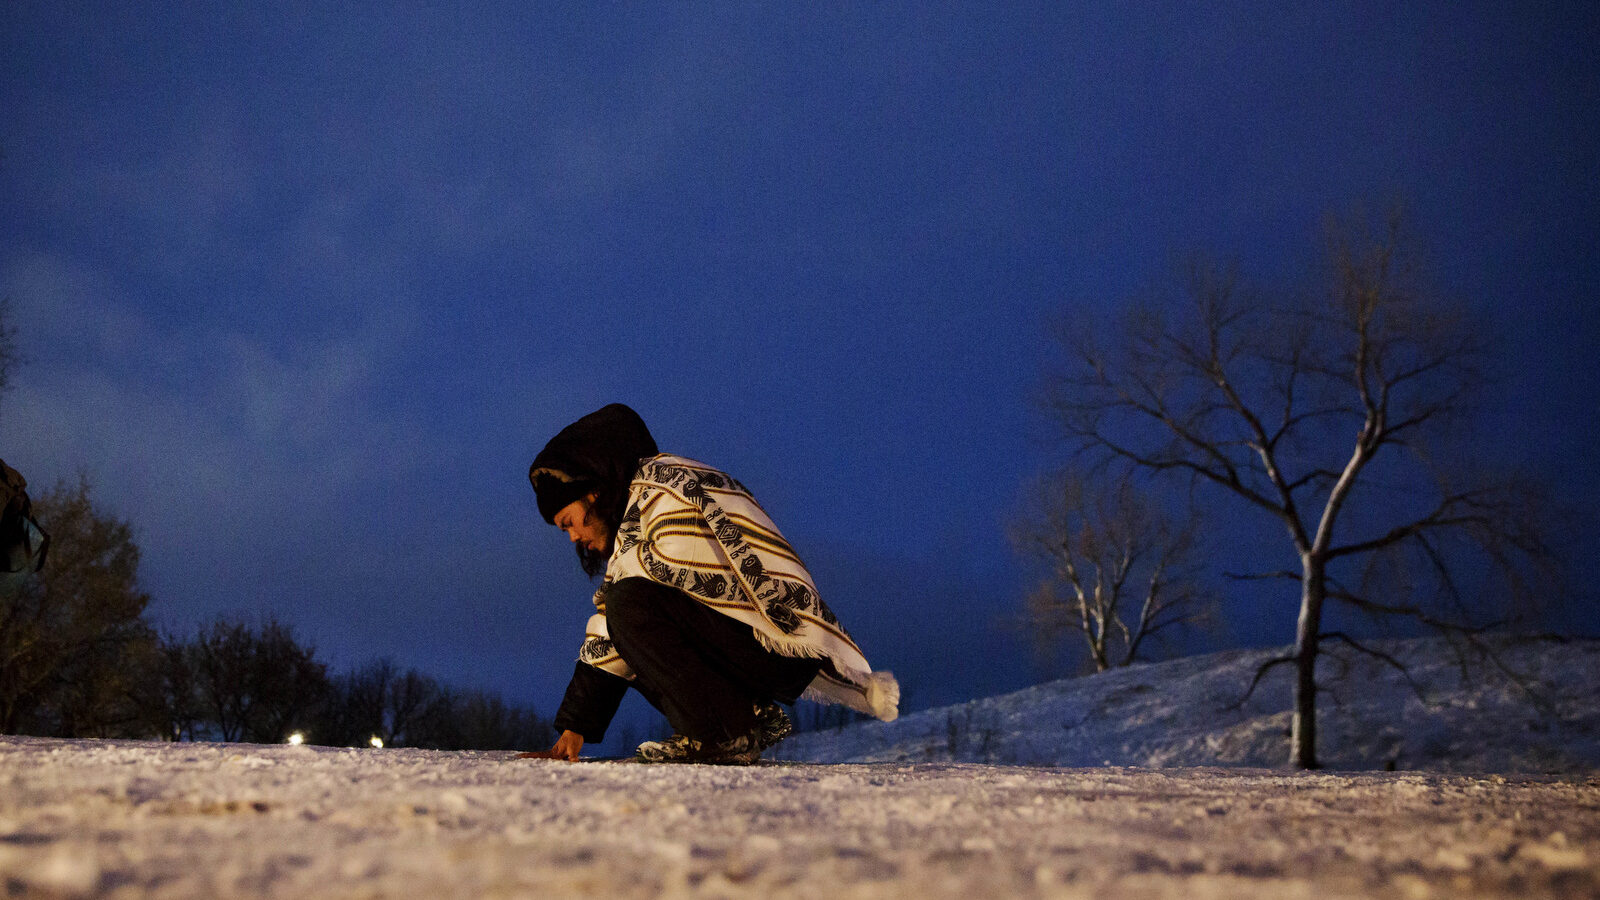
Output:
[{"xmin": 1, "ymin": 736, "xmax": 1596, "ymax": 899}]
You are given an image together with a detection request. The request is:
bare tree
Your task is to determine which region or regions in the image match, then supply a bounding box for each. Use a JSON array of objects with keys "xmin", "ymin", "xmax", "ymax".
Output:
[
  {"xmin": 148, "ymin": 632, "xmax": 205, "ymax": 741},
  {"xmin": 386, "ymin": 667, "xmax": 437, "ymax": 746},
  {"xmin": 317, "ymin": 658, "xmax": 440, "ymax": 747},
  {"xmin": 1013, "ymin": 473, "xmax": 1216, "ymax": 672},
  {"xmin": 190, "ymin": 616, "xmax": 328, "ymax": 743},
  {"xmin": 1044, "ymin": 210, "xmax": 1555, "ymax": 768}
]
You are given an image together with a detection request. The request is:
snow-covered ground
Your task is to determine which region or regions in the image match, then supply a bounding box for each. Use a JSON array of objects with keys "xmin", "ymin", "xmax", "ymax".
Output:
[
  {"xmin": 1, "ymin": 636, "xmax": 1596, "ymax": 898},
  {"xmin": 780, "ymin": 635, "xmax": 1600, "ymax": 772}
]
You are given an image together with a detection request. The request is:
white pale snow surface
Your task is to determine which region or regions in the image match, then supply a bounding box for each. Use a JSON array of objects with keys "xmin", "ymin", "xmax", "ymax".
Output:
[
  {"xmin": 778, "ymin": 634, "xmax": 1600, "ymax": 772},
  {"xmin": 1, "ymin": 635, "xmax": 1596, "ymax": 899}
]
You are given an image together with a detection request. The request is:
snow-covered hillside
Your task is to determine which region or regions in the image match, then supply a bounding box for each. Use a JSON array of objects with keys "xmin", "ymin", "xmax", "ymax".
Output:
[{"xmin": 779, "ymin": 635, "xmax": 1600, "ymax": 772}]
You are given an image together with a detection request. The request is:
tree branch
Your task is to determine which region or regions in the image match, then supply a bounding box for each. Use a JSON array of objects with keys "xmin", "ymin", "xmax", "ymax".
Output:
[
  {"xmin": 1318, "ymin": 631, "xmax": 1429, "ymax": 703},
  {"xmin": 1226, "ymin": 653, "xmax": 1297, "ymax": 710},
  {"xmin": 1325, "ymin": 488, "xmax": 1502, "ymax": 560},
  {"xmin": 1223, "ymin": 570, "xmax": 1300, "ymax": 582}
]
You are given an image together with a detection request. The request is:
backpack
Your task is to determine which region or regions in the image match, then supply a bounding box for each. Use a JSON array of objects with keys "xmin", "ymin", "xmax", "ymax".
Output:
[{"xmin": 1, "ymin": 457, "xmax": 49, "ymax": 577}]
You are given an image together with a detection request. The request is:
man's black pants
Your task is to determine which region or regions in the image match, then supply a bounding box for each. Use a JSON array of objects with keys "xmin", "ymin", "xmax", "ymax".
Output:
[{"xmin": 554, "ymin": 577, "xmax": 822, "ymax": 744}]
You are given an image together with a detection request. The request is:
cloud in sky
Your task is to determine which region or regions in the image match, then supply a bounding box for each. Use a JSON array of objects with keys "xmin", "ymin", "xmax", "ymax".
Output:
[{"xmin": 3, "ymin": 246, "xmax": 413, "ymax": 552}]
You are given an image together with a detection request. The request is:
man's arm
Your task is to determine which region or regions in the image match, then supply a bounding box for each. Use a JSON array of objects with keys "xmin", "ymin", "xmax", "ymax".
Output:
[{"xmin": 528, "ymin": 661, "xmax": 628, "ymax": 760}]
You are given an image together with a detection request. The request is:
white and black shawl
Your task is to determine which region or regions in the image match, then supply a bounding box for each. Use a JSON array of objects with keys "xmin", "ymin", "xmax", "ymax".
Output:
[{"xmin": 578, "ymin": 455, "xmax": 899, "ymax": 721}]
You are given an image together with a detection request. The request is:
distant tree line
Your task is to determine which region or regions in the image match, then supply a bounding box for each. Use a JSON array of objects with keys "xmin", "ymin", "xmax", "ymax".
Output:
[{"xmin": 0, "ymin": 477, "xmax": 554, "ymax": 750}]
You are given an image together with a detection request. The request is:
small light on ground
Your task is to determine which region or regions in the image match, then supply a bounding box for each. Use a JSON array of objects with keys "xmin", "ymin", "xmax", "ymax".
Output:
[
  {"xmin": 369, "ymin": 736, "xmax": 384, "ymax": 749},
  {"xmin": 287, "ymin": 732, "xmax": 305, "ymax": 746}
]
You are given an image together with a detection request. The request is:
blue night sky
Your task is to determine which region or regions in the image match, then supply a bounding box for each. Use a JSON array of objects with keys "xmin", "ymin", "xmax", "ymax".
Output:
[{"xmin": 4, "ymin": 3, "xmax": 1597, "ymax": 746}]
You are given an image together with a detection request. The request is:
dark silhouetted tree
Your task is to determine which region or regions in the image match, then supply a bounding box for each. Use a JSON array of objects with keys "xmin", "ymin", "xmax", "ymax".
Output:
[
  {"xmin": 143, "ymin": 632, "xmax": 205, "ymax": 741},
  {"xmin": 0, "ymin": 477, "xmax": 158, "ymax": 736},
  {"xmin": 408, "ymin": 686, "xmax": 555, "ymax": 751},
  {"xmin": 190, "ymin": 617, "xmax": 328, "ymax": 743},
  {"xmin": 314, "ymin": 658, "xmax": 441, "ymax": 748}
]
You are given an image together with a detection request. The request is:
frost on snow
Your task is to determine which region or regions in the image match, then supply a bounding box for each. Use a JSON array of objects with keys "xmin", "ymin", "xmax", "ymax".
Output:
[{"xmin": 0, "ymin": 636, "xmax": 1596, "ymax": 898}]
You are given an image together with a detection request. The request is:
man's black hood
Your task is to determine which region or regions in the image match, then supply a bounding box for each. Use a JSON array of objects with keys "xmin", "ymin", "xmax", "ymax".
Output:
[{"xmin": 529, "ymin": 403, "xmax": 658, "ymax": 524}]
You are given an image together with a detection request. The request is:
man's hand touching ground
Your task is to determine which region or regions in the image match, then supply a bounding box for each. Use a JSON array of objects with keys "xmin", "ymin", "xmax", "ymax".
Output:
[{"xmin": 516, "ymin": 729, "xmax": 584, "ymax": 761}]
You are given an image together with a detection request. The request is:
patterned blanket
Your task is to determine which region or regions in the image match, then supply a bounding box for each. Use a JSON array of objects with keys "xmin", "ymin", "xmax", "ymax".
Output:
[{"xmin": 577, "ymin": 455, "xmax": 898, "ymax": 721}]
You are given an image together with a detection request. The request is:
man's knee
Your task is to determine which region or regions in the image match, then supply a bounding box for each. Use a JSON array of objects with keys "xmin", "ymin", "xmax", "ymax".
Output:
[{"xmin": 603, "ymin": 578, "xmax": 672, "ymax": 638}]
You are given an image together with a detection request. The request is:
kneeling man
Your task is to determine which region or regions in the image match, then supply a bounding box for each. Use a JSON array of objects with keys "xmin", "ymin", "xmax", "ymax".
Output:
[{"xmin": 527, "ymin": 404, "xmax": 897, "ymax": 765}]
